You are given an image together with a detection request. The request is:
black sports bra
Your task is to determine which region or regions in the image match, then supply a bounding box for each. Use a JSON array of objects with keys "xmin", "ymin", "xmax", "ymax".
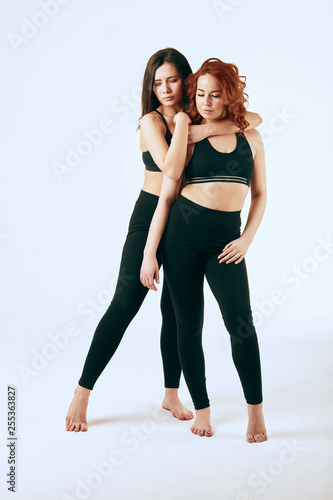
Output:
[
  {"xmin": 142, "ymin": 110, "xmax": 172, "ymax": 172},
  {"xmin": 185, "ymin": 134, "xmax": 254, "ymax": 187}
]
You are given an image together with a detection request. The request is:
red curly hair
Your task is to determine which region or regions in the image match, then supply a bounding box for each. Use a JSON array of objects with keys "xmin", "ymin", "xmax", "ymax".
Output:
[{"xmin": 186, "ymin": 58, "xmax": 249, "ymax": 134}]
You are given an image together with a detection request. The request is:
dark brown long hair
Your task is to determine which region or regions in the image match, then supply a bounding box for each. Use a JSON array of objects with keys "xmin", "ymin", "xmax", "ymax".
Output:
[
  {"xmin": 186, "ymin": 58, "xmax": 249, "ymax": 134},
  {"xmin": 137, "ymin": 48, "xmax": 192, "ymax": 129}
]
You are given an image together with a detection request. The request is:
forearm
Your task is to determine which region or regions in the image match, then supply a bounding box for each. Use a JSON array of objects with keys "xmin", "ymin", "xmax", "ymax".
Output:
[
  {"xmin": 143, "ymin": 199, "xmax": 173, "ymax": 258},
  {"xmin": 206, "ymin": 111, "xmax": 262, "ymax": 137},
  {"xmin": 241, "ymin": 194, "xmax": 267, "ymax": 243},
  {"xmin": 162, "ymin": 115, "xmax": 188, "ymax": 180}
]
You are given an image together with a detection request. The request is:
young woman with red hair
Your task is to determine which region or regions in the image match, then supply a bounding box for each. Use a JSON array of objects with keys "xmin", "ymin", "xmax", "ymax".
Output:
[{"xmin": 141, "ymin": 58, "xmax": 267, "ymax": 443}]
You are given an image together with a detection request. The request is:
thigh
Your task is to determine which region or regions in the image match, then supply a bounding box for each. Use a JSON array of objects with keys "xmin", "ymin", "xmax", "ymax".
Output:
[
  {"xmin": 205, "ymin": 255, "xmax": 253, "ymax": 330},
  {"xmin": 162, "ymin": 229, "xmax": 205, "ymax": 332},
  {"xmin": 112, "ymin": 222, "xmax": 155, "ymax": 308}
]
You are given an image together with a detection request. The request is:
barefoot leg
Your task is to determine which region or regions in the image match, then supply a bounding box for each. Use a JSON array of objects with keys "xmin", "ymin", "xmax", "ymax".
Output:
[
  {"xmin": 66, "ymin": 385, "xmax": 90, "ymax": 432},
  {"xmin": 190, "ymin": 407, "xmax": 212, "ymax": 437},
  {"xmin": 246, "ymin": 402, "xmax": 268, "ymax": 443},
  {"xmin": 162, "ymin": 388, "xmax": 194, "ymax": 420}
]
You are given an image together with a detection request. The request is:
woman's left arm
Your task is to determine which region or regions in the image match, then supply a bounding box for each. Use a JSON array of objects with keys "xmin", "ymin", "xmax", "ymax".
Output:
[{"xmin": 218, "ymin": 129, "xmax": 267, "ymax": 264}]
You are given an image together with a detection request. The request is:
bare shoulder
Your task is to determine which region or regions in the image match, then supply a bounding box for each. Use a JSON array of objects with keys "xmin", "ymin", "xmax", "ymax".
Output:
[
  {"xmin": 140, "ymin": 111, "xmax": 165, "ymax": 132},
  {"xmin": 244, "ymin": 129, "xmax": 264, "ymax": 150}
]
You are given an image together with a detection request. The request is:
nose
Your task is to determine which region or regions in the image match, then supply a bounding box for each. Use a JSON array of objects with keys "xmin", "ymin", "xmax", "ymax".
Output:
[
  {"xmin": 204, "ymin": 95, "xmax": 211, "ymax": 106},
  {"xmin": 162, "ymin": 81, "xmax": 171, "ymax": 94}
]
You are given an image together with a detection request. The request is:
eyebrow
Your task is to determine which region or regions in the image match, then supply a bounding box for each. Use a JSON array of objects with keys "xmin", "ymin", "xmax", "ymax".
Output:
[
  {"xmin": 197, "ymin": 88, "xmax": 221, "ymax": 93},
  {"xmin": 154, "ymin": 76, "xmax": 179, "ymax": 82}
]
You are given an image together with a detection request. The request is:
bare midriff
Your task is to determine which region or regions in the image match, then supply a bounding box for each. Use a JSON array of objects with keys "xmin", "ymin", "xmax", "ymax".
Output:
[
  {"xmin": 181, "ymin": 182, "xmax": 249, "ymax": 212},
  {"xmin": 142, "ymin": 170, "xmax": 164, "ymax": 197}
]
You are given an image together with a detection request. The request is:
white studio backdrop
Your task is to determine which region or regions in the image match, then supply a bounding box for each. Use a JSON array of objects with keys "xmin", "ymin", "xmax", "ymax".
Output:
[
  {"xmin": 1, "ymin": 2, "xmax": 333, "ymax": 500},
  {"xmin": 1, "ymin": 0, "xmax": 332, "ymax": 413}
]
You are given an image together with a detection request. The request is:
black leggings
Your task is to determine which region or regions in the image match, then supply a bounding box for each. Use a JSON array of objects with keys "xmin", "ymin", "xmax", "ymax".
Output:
[
  {"xmin": 78, "ymin": 190, "xmax": 181, "ymax": 390},
  {"xmin": 162, "ymin": 195, "xmax": 263, "ymax": 410}
]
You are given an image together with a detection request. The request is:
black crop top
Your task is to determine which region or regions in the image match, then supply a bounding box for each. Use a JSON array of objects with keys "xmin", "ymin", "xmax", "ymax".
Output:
[
  {"xmin": 142, "ymin": 110, "xmax": 172, "ymax": 172},
  {"xmin": 185, "ymin": 134, "xmax": 254, "ymax": 187}
]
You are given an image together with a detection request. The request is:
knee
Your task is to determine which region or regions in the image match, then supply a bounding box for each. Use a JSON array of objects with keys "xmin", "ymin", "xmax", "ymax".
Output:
[
  {"xmin": 160, "ymin": 301, "xmax": 175, "ymax": 320},
  {"xmin": 178, "ymin": 318, "xmax": 203, "ymax": 343},
  {"xmin": 227, "ymin": 314, "xmax": 257, "ymax": 346}
]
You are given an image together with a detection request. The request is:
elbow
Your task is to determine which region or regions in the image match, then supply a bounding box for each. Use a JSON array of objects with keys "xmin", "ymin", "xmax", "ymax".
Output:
[
  {"xmin": 164, "ymin": 168, "xmax": 182, "ymax": 181},
  {"xmin": 251, "ymin": 190, "xmax": 267, "ymax": 205},
  {"xmin": 166, "ymin": 173, "xmax": 182, "ymax": 181}
]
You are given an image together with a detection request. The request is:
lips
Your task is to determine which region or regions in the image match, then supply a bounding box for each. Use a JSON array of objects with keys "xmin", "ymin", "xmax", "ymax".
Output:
[
  {"xmin": 202, "ymin": 109, "xmax": 213, "ymax": 113},
  {"xmin": 163, "ymin": 96, "xmax": 174, "ymax": 101}
]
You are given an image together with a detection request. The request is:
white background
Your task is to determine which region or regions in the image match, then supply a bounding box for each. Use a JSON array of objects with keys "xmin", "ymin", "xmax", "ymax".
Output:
[{"xmin": 1, "ymin": 1, "xmax": 332, "ymax": 499}]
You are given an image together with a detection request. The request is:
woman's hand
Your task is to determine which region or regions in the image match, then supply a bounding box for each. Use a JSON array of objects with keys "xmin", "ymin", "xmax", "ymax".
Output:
[
  {"xmin": 217, "ymin": 235, "xmax": 251, "ymax": 265},
  {"xmin": 173, "ymin": 111, "xmax": 192, "ymax": 125},
  {"xmin": 140, "ymin": 255, "xmax": 160, "ymax": 291},
  {"xmin": 188, "ymin": 124, "xmax": 208, "ymax": 144}
]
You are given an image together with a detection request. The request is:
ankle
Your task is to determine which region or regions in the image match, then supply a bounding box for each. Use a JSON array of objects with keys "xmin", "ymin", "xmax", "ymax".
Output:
[
  {"xmin": 195, "ymin": 406, "xmax": 210, "ymax": 415},
  {"xmin": 247, "ymin": 402, "xmax": 263, "ymax": 415},
  {"xmin": 164, "ymin": 388, "xmax": 179, "ymax": 398},
  {"xmin": 75, "ymin": 385, "xmax": 91, "ymax": 398}
]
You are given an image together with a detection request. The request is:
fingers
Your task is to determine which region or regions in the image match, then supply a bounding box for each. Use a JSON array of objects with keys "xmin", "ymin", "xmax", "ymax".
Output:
[
  {"xmin": 217, "ymin": 242, "xmax": 233, "ymax": 259},
  {"xmin": 218, "ymin": 249, "xmax": 244, "ymax": 264},
  {"xmin": 219, "ymin": 248, "xmax": 237, "ymax": 263},
  {"xmin": 140, "ymin": 272, "xmax": 158, "ymax": 291},
  {"xmin": 225, "ymin": 254, "xmax": 244, "ymax": 264},
  {"xmin": 141, "ymin": 277, "xmax": 156, "ymax": 291}
]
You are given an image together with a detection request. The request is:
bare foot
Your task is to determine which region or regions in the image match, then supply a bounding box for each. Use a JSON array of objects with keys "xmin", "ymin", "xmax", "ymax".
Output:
[
  {"xmin": 191, "ymin": 407, "xmax": 212, "ymax": 437},
  {"xmin": 246, "ymin": 402, "xmax": 268, "ymax": 443},
  {"xmin": 162, "ymin": 388, "xmax": 194, "ymax": 420},
  {"xmin": 66, "ymin": 385, "xmax": 90, "ymax": 432}
]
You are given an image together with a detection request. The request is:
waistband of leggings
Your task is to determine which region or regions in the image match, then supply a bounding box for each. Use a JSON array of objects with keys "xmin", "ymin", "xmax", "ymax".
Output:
[
  {"xmin": 136, "ymin": 189, "xmax": 159, "ymax": 207},
  {"xmin": 176, "ymin": 195, "xmax": 241, "ymax": 221}
]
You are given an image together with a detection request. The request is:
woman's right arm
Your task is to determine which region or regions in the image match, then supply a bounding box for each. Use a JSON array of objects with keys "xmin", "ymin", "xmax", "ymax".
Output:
[
  {"xmin": 188, "ymin": 111, "xmax": 262, "ymax": 144},
  {"xmin": 140, "ymin": 112, "xmax": 190, "ymax": 180},
  {"xmin": 140, "ymin": 175, "xmax": 180, "ymax": 291}
]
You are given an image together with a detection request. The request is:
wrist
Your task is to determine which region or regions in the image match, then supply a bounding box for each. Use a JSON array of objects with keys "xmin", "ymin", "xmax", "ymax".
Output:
[
  {"xmin": 205, "ymin": 122, "xmax": 215, "ymax": 138},
  {"xmin": 143, "ymin": 250, "xmax": 156, "ymax": 259},
  {"xmin": 175, "ymin": 112, "xmax": 190, "ymax": 125},
  {"xmin": 241, "ymin": 232, "xmax": 254, "ymax": 244}
]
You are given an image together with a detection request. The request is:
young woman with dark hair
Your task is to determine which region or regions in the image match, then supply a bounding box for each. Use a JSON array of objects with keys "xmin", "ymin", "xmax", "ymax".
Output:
[
  {"xmin": 141, "ymin": 58, "xmax": 267, "ymax": 443},
  {"xmin": 66, "ymin": 50, "xmax": 263, "ymax": 432}
]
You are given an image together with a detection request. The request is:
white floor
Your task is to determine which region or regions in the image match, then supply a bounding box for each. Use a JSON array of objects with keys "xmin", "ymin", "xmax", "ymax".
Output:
[{"xmin": 1, "ymin": 314, "xmax": 332, "ymax": 500}]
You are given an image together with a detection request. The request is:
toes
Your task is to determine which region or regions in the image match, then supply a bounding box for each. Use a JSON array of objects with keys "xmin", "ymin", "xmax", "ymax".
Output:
[
  {"xmin": 178, "ymin": 411, "xmax": 187, "ymax": 420},
  {"xmin": 247, "ymin": 434, "xmax": 255, "ymax": 443},
  {"xmin": 257, "ymin": 433, "xmax": 266, "ymax": 442},
  {"xmin": 81, "ymin": 423, "xmax": 88, "ymax": 432}
]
